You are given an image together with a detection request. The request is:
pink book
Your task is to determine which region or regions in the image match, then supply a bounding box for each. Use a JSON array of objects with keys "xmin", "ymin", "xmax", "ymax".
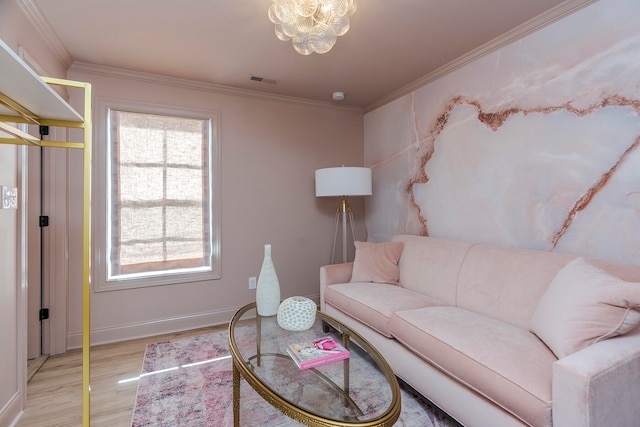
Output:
[{"xmin": 287, "ymin": 336, "xmax": 350, "ymax": 370}]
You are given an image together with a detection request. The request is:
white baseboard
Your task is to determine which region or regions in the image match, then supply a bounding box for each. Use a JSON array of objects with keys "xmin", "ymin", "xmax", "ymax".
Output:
[
  {"xmin": 2, "ymin": 391, "xmax": 23, "ymax": 427},
  {"xmin": 67, "ymin": 295, "xmax": 321, "ymax": 349},
  {"xmin": 66, "ymin": 307, "xmax": 239, "ymax": 349}
]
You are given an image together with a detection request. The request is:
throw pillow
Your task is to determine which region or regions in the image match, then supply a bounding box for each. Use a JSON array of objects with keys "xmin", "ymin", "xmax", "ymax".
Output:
[
  {"xmin": 350, "ymin": 241, "xmax": 404, "ymax": 285},
  {"xmin": 530, "ymin": 257, "xmax": 640, "ymax": 359}
]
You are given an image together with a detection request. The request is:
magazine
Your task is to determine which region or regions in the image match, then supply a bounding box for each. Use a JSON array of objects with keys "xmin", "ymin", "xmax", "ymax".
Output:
[{"xmin": 287, "ymin": 336, "xmax": 350, "ymax": 370}]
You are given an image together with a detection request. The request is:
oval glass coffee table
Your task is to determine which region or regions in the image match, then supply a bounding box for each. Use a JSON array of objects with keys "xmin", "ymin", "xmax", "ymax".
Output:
[{"xmin": 228, "ymin": 302, "xmax": 401, "ymax": 427}]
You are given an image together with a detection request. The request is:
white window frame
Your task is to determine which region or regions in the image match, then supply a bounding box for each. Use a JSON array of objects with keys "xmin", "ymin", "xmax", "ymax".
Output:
[{"xmin": 93, "ymin": 97, "xmax": 221, "ymax": 292}]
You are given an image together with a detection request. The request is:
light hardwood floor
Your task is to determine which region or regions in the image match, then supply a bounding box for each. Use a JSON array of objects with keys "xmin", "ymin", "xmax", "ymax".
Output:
[{"xmin": 17, "ymin": 324, "xmax": 227, "ymax": 427}]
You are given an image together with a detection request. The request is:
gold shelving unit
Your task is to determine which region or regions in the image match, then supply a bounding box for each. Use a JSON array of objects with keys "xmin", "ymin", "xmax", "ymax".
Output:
[{"xmin": 0, "ymin": 38, "xmax": 92, "ymax": 426}]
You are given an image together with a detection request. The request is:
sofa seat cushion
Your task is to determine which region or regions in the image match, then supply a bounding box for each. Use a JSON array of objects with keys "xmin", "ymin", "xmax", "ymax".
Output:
[
  {"xmin": 324, "ymin": 282, "xmax": 444, "ymax": 337},
  {"xmin": 389, "ymin": 306, "xmax": 557, "ymax": 427}
]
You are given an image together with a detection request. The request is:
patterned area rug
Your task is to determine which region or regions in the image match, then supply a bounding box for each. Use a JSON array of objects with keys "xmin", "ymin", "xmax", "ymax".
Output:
[{"xmin": 131, "ymin": 330, "xmax": 459, "ymax": 426}]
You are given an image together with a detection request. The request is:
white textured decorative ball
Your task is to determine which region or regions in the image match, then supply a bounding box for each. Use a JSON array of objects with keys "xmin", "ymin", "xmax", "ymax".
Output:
[{"xmin": 277, "ymin": 296, "xmax": 317, "ymax": 331}]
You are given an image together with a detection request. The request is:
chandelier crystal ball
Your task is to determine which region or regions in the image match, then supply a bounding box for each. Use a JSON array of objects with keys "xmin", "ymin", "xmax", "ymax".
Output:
[{"xmin": 268, "ymin": 0, "xmax": 357, "ymax": 55}]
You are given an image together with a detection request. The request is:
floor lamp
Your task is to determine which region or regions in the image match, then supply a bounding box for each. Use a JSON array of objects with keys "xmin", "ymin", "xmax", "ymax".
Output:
[{"xmin": 315, "ymin": 167, "xmax": 372, "ymax": 264}]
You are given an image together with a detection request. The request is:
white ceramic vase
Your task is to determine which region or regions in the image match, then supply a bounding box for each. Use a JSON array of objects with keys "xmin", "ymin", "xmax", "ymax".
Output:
[
  {"xmin": 256, "ymin": 244, "xmax": 281, "ymax": 316},
  {"xmin": 277, "ymin": 296, "xmax": 317, "ymax": 331}
]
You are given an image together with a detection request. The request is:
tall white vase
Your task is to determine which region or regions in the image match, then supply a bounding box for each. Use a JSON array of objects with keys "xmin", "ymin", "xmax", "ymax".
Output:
[{"xmin": 256, "ymin": 244, "xmax": 281, "ymax": 316}]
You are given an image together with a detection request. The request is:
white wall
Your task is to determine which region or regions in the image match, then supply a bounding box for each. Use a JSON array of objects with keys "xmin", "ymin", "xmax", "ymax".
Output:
[
  {"xmin": 364, "ymin": 0, "xmax": 640, "ymax": 265},
  {"xmin": 65, "ymin": 65, "xmax": 365, "ymax": 347}
]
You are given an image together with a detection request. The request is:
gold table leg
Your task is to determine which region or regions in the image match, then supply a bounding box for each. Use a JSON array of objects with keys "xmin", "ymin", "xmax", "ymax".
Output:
[
  {"xmin": 233, "ymin": 361, "xmax": 240, "ymax": 427},
  {"xmin": 256, "ymin": 314, "xmax": 262, "ymax": 366},
  {"xmin": 342, "ymin": 332, "xmax": 350, "ymax": 407}
]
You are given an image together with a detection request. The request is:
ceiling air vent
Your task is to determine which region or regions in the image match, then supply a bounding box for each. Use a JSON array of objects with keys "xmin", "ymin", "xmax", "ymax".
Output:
[{"xmin": 250, "ymin": 75, "xmax": 278, "ymax": 85}]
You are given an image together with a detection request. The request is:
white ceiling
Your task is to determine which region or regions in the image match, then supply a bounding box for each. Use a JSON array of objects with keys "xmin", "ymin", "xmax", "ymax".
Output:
[{"xmin": 29, "ymin": 0, "xmax": 595, "ymax": 110}]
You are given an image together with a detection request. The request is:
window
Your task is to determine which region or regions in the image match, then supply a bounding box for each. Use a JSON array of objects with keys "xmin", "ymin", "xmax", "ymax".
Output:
[{"xmin": 94, "ymin": 99, "xmax": 220, "ymax": 291}]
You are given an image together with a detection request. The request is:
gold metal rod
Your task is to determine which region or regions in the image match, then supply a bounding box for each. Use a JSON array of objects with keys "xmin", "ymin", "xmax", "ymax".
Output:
[
  {"xmin": 0, "ymin": 115, "xmax": 85, "ymax": 128},
  {"xmin": 81, "ymin": 80, "xmax": 92, "ymax": 427},
  {"xmin": 0, "ymin": 137, "xmax": 39, "ymax": 146},
  {"xmin": 41, "ymin": 75, "xmax": 88, "ymax": 89},
  {"xmin": 40, "ymin": 141, "xmax": 85, "ymax": 149},
  {"xmin": 0, "ymin": 115, "xmax": 35, "ymax": 124},
  {"xmin": 0, "ymin": 137, "xmax": 23, "ymax": 145},
  {"xmin": 0, "ymin": 121, "xmax": 40, "ymax": 144},
  {"xmin": 0, "ymin": 138, "xmax": 85, "ymax": 149},
  {"xmin": 0, "ymin": 92, "xmax": 39, "ymax": 124},
  {"xmin": 38, "ymin": 119, "xmax": 86, "ymax": 128}
]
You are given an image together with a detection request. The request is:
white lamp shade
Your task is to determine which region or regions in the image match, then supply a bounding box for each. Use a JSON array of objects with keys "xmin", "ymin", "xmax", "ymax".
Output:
[{"xmin": 315, "ymin": 167, "xmax": 372, "ymax": 197}]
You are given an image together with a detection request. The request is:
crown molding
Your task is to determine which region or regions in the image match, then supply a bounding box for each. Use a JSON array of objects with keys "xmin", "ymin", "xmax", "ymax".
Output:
[
  {"xmin": 16, "ymin": 0, "xmax": 74, "ymax": 67},
  {"xmin": 69, "ymin": 61, "xmax": 364, "ymax": 113},
  {"xmin": 365, "ymin": 0, "xmax": 600, "ymax": 113}
]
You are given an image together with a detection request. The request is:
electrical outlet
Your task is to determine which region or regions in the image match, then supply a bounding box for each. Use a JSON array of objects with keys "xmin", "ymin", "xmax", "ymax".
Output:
[
  {"xmin": 248, "ymin": 276, "xmax": 257, "ymax": 289},
  {"xmin": 1, "ymin": 186, "xmax": 18, "ymax": 210}
]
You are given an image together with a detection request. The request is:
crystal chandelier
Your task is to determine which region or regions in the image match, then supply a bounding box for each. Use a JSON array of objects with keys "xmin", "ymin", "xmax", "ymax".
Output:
[{"xmin": 268, "ymin": 0, "xmax": 357, "ymax": 55}]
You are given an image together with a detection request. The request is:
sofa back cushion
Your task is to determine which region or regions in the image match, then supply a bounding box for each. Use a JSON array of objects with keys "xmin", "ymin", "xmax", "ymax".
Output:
[
  {"xmin": 391, "ymin": 235, "xmax": 640, "ymax": 331},
  {"xmin": 456, "ymin": 244, "xmax": 640, "ymax": 330},
  {"xmin": 456, "ymin": 244, "xmax": 575, "ymax": 330},
  {"xmin": 392, "ymin": 235, "xmax": 473, "ymax": 306}
]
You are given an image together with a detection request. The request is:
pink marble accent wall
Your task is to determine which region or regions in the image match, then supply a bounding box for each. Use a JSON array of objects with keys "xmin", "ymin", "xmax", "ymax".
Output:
[{"xmin": 364, "ymin": 0, "xmax": 640, "ymax": 265}]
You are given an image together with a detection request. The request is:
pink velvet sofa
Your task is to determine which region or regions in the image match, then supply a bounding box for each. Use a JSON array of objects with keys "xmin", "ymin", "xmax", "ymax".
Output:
[{"xmin": 320, "ymin": 235, "xmax": 640, "ymax": 427}]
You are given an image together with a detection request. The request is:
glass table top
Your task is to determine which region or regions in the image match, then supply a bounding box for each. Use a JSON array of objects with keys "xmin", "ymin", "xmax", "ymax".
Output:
[{"xmin": 228, "ymin": 302, "xmax": 401, "ymax": 426}]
